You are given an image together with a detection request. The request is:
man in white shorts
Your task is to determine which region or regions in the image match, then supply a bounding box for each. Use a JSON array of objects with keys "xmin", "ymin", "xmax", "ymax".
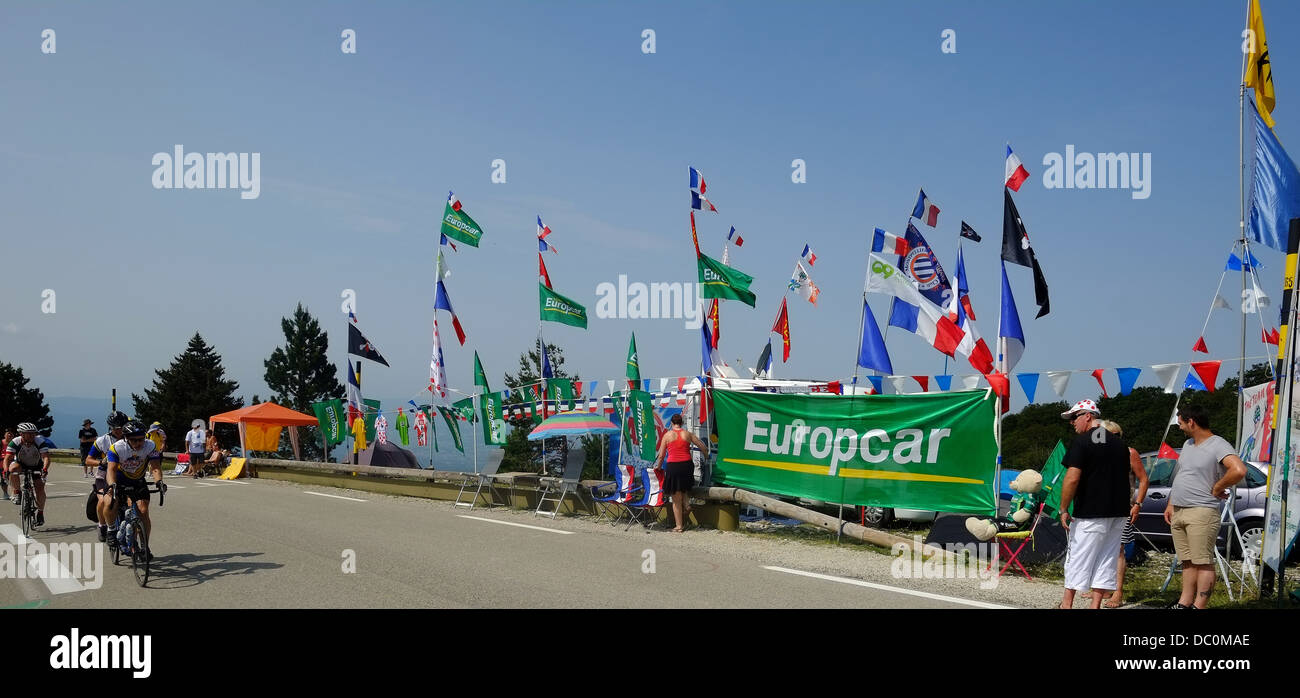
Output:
[{"xmin": 1057, "ymin": 400, "xmax": 1133, "ymax": 609}]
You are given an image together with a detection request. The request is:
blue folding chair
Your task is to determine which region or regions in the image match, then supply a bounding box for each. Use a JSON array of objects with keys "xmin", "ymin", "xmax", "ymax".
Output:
[
  {"xmin": 624, "ymin": 468, "xmax": 666, "ymax": 530},
  {"xmin": 589, "ymin": 463, "xmax": 636, "ymax": 524}
]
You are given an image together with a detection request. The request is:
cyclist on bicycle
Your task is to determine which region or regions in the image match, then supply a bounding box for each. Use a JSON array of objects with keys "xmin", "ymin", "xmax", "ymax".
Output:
[
  {"xmin": 3, "ymin": 423, "xmax": 50, "ymax": 526},
  {"xmin": 105, "ymin": 420, "xmax": 166, "ymax": 558},
  {"xmin": 85, "ymin": 411, "xmax": 128, "ymax": 542}
]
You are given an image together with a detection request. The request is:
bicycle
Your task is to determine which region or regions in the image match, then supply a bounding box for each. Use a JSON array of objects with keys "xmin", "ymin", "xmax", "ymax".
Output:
[
  {"xmin": 109, "ymin": 482, "xmax": 165, "ymax": 587},
  {"xmin": 16, "ymin": 468, "xmax": 42, "ymax": 536}
]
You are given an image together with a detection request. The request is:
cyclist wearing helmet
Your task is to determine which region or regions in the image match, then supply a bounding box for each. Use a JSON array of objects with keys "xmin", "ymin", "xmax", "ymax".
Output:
[
  {"xmin": 3, "ymin": 423, "xmax": 50, "ymax": 526},
  {"xmin": 85, "ymin": 411, "xmax": 129, "ymax": 542},
  {"xmin": 106, "ymin": 419, "xmax": 165, "ymax": 557}
]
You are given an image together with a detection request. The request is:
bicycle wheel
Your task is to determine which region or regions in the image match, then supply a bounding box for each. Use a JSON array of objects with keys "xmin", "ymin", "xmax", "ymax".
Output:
[
  {"xmin": 20, "ymin": 490, "xmax": 34, "ymax": 536},
  {"xmin": 131, "ymin": 522, "xmax": 149, "ymax": 587}
]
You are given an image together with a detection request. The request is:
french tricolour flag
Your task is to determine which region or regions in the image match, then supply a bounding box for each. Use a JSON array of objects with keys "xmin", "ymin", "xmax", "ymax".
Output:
[
  {"xmin": 801, "ymin": 244, "xmax": 817, "ymax": 266},
  {"xmin": 691, "ymin": 190, "xmax": 717, "ymax": 213},
  {"xmin": 872, "ymin": 228, "xmax": 910, "ymax": 256},
  {"xmin": 537, "ymin": 215, "xmax": 556, "ymax": 253},
  {"xmin": 447, "ymin": 191, "xmax": 462, "ymax": 211},
  {"xmin": 689, "ymin": 167, "xmax": 707, "ymax": 194},
  {"xmin": 728, "ymin": 226, "xmax": 744, "ymax": 247},
  {"xmin": 1005, "ymin": 145, "xmax": 1030, "ymax": 192},
  {"xmin": 998, "ymin": 261, "xmax": 1026, "ymax": 373},
  {"xmin": 912, "ymin": 189, "xmax": 940, "ymax": 227}
]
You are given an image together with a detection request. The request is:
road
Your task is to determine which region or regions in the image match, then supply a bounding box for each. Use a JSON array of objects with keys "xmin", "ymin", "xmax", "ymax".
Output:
[{"xmin": 0, "ymin": 463, "xmax": 1018, "ymax": 609}]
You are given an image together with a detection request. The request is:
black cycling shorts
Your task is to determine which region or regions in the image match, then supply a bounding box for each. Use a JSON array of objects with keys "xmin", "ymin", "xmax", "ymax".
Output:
[{"xmin": 114, "ymin": 479, "xmax": 150, "ymax": 503}]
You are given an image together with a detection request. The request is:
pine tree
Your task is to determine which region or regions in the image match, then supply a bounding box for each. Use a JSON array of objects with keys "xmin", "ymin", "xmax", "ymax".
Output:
[
  {"xmin": 501, "ymin": 339, "xmax": 581, "ymax": 474},
  {"xmin": 263, "ymin": 303, "xmax": 343, "ymax": 460},
  {"xmin": 133, "ymin": 333, "xmax": 243, "ymax": 451},
  {"xmin": 0, "ymin": 362, "xmax": 54, "ymax": 436}
]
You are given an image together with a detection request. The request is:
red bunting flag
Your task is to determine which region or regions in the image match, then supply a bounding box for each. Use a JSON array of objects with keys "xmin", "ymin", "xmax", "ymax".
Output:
[
  {"xmin": 1190, "ymin": 360, "xmax": 1222, "ymax": 392},
  {"xmin": 772, "ymin": 298, "xmax": 791, "ymax": 362},
  {"xmin": 1192, "ymin": 336, "xmax": 1209, "ymax": 354},
  {"xmin": 1157, "ymin": 442, "xmax": 1179, "ymax": 460},
  {"xmin": 983, "ymin": 372, "xmax": 1010, "ymax": 414},
  {"xmin": 912, "ymin": 376, "xmax": 929, "ymax": 392},
  {"xmin": 1091, "ymin": 368, "xmax": 1109, "ymax": 398},
  {"xmin": 1264, "ymin": 327, "xmax": 1281, "ymax": 346}
]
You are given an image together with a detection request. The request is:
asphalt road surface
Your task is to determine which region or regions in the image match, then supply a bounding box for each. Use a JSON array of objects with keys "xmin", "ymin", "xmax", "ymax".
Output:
[{"xmin": 0, "ymin": 464, "xmax": 1016, "ymax": 609}]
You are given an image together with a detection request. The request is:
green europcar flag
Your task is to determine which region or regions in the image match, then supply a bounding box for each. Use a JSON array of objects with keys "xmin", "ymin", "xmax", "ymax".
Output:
[
  {"xmin": 625, "ymin": 389, "xmax": 657, "ymax": 462},
  {"xmin": 311, "ymin": 399, "xmax": 346, "ymax": 447},
  {"xmin": 440, "ymin": 191, "xmax": 484, "ymax": 247},
  {"xmin": 452, "ymin": 397, "xmax": 477, "ymax": 423},
  {"xmin": 436, "ymin": 405, "xmax": 465, "ymax": 453},
  {"xmin": 473, "ymin": 351, "xmax": 490, "ymax": 392},
  {"xmin": 481, "ymin": 390, "xmax": 507, "ymax": 445},
  {"xmin": 539, "ymin": 283, "xmax": 588, "ymax": 329},
  {"xmin": 548, "ymin": 378, "xmax": 575, "ymax": 413},
  {"xmin": 626, "ymin": 333, "xmax": 641, "ymax": 387},
  {"xmin": 697, "ymin": 253, "xmax": 756, "ymax": 307}
]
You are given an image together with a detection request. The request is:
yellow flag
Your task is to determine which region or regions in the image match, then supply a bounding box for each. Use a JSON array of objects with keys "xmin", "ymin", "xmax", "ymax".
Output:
[{"xmin": 1246, "ymin": 0, "xmax": 1276, "ymax": 128}]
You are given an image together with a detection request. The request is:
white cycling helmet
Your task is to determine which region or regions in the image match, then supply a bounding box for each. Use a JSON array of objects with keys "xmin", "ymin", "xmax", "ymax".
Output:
[{"xmin": 16, "ymin": 423, "xmax": 37, "ymax": 434}]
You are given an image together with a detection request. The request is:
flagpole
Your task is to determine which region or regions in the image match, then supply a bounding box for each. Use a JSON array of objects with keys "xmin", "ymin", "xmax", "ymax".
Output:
[{"xmin": 1238, "ymin": 1, "xmax": 1251, "ymax": 459}]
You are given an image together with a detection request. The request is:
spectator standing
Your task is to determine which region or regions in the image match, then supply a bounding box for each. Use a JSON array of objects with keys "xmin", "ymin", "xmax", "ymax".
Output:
[
  {"xmin": 1164, "ymin": 404, "xmax": 1247, "ymax": 609},
  {"xmin": 185, "ymin": 421, "xmax": 206, "ymax": 478},
  {"xmin": 1057, "ymin": 400, "xmax": 1132, "ymax": 609},
  {"xmin": 78, "ymin": 420, "xmax": 98, "ymax": 478}
]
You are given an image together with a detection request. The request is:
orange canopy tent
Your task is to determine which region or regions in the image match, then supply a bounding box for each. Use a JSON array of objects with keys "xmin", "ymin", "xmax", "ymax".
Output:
[{"xmin": 209, "ymin": 403, "xmax": 319, "ymax": 461}]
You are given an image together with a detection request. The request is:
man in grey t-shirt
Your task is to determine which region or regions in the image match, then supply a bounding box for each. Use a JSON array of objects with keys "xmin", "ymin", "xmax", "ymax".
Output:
[{"xmin": 1163, "ymin": 404, "xmax": 1247, "ymax": 609}]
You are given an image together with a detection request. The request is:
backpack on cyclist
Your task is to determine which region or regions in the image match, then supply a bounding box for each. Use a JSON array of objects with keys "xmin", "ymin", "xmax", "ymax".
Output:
[{"xmin": 85, "ymin": 488, "xmax": 98, "ymax": 523}]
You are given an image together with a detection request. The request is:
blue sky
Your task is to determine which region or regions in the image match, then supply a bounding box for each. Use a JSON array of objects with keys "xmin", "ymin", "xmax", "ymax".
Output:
[{"xmin": 0, "ymin": 0, "xmax": 1294, "ymax": 442}]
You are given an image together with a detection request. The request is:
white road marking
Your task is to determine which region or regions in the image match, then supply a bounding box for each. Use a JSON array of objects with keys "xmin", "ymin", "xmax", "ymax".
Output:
[
  {"xmin": 456, "ymin": 515, "xmax": 575, "ymax": 535},
  {"xmin": 0, "ymin": 523, "xmax": 30, "ymax": 544},
  {"xmin": 303, "ymin": 491, "xmax": 367, "ymax": 502},
  {"xmin": 0, "ymin": 524, "xmax": 87, "ymax": 595},
  {"xmin": 761, "ymin": 566, "xmax": 1015, "ymax": 609}
]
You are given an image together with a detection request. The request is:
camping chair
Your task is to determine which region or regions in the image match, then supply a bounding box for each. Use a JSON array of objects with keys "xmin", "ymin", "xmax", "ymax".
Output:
[
  {"xmin": 536, "ymin": 448, "xmax": 587, "ymax": 518},
  {"xmin": 624, "ymin": 467, "xmax": 667, "ymax": 530},
  {"xmin": 589, "ymin": 463, "xmax": 637, "ymax": 524},
  {"xmin": 454, "ymin": 449, "xmax": 507, "ymax": 509},
  {"xmin": 989, "ymin": 500, "xmax": 1048, "ymax": 580}
]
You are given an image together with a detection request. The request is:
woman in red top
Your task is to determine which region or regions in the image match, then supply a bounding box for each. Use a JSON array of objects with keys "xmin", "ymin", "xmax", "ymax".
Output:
[{"xmin": 652, "ymin": 414, "xmax": 708, "ymax": 532}]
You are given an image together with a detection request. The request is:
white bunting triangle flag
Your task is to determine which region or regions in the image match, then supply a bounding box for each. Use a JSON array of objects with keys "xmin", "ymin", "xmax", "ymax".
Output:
[
  {"xmin": 1212, "ymin": 294, "xmax": 1230, "ymax": 310},
  {"xmin": 1151, "ymin": 363, "xmax": 1181, "ymax": 394},
  {"xmin": 888, "ymin": 376, "xmax": 908, "ymax": 395},
  {"xmin": 606, "ymin": 379, "xmax": 616, "ymax": 395},
  {"xmin": 961, "ymin": 375, "xmax": 982, "ymax": 391},
  {"xmin": 1046, "ymin": 370, "xmax": 1072, "ymax": 399},
  {"xmin": 659, "ymin": 378, "xmax": 670, "ymax": 393}
]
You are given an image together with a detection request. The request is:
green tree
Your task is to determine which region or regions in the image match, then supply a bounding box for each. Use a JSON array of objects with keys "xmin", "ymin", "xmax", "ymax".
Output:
[
  {"xmin": 0, "ymin": 362, "xmax": 54, "ymax": 436},
  {"xmin": 500, "ymin": 339, "xmax": 596, "ymax": 475},
  {"xmin": 1002, "ymin": 362, "xmax": 1274, "ymax": 469},
  {"xmin": 263, "ymin": 303, "xmax": 344, "ymax": 460},
  {"xmin": 133, "ymin": 333, "xmax": 243, "ymax": 451}
]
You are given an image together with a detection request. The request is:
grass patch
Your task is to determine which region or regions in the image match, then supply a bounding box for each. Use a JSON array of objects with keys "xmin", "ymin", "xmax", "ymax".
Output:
[{"xmin": 1019, "ymin": 549, "xmax": 1300, "ymax": 608}]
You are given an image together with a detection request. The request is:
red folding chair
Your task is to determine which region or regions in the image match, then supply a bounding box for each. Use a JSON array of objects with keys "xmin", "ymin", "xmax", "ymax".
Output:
[{"xmin": 987, "ymin": 501, "xmax": 1046, "ymax": 580}]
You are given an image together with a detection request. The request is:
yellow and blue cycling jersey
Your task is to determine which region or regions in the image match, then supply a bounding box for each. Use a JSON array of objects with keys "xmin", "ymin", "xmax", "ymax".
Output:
[{"xmin": 106, "ymin": 439, "xmax": 161, "ymax": 480}]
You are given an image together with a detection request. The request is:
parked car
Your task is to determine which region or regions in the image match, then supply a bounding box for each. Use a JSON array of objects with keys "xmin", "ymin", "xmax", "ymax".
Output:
[
  {"xmin": 1136, "ymin": 449, "xmax": 1269, "ymax": 560},
  {"xmin": 860, "ymin": 506, "xmax": 937, "ymax": 526}
]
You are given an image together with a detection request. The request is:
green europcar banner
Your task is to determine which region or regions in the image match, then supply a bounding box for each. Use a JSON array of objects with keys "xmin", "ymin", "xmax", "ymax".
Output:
[
  {"xmin": 312, "ymin": 399, "xmax": 346, "ymax": 447},
  {"xmin": 713, "ymin": 389, "xmax": 997, "ymax": 515}
]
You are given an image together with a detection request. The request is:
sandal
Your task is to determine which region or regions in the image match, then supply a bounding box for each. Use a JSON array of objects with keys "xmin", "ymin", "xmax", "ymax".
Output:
[{"xmin": 1103, "ymin": 600, "xmax": 1123, "ymax": 609}]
